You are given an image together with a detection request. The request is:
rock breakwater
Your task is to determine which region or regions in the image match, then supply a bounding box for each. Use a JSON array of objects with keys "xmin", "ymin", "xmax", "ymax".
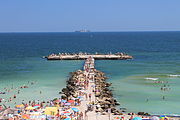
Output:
[{"xmin": 60, "ymin": 56, "xmax": 121, "ymax": 115}]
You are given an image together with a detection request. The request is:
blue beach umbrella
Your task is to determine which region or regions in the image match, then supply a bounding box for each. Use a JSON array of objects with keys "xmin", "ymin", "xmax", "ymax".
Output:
[
  {"xmin": 61, "ymin": 100, "xmax": 67, "ymax": 103},
  {"xmin": 71, "ymin": 108, "xmax": 79, "ymax": 112},
  {"xmin": 132, "ymin": 117, "xmax": 142, "ymax": 120},
  {"xmin": 33, "ymin": 106, "xmax": 39, "ymax": 109}
]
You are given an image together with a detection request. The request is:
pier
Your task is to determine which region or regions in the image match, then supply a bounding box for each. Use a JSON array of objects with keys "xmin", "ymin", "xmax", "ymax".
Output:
[
  {"xmin": 45, "ymin": 52, "xmax": 133, "ymax": 60},
  {"xmin": 61, "ymin": 56, "xmax": 122, "ymax": 119}
]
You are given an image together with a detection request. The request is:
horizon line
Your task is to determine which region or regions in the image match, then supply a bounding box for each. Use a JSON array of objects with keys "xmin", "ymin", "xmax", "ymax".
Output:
[{"xmin": 0, "ymin": 30, "xmax": 180, "ymax": 33}]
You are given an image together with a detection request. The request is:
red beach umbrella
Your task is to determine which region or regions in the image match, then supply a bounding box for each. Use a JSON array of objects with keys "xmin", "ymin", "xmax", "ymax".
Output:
[
  {"xmin": 68, "ymin": 100, "xmax": 75, "ymax": 103},
  {"xmin": 34, "ymin": 104, "xmax": 40, "ymax": 106},
  {"xmin": 63, "ymin": 111, "xmax": 70, "ymax": 113},
  {"xmin": 54, "ymin": 99, "xmax": 60, "ymax": 103},
  {"xmin": 33, "ymin": 104, "xmax": 40, "ymax": 107}
]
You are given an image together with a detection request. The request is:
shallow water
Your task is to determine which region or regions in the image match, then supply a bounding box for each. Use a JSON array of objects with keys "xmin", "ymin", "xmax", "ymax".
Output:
[{"xmin": 0, "ymin": 32, "xmax": 180, "ymax": 115}]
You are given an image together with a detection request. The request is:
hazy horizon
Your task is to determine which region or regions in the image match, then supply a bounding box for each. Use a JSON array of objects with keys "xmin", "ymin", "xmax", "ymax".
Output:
[{"xmin": 0, "ymin": 30, "xmax": 180, "ymax": 33}]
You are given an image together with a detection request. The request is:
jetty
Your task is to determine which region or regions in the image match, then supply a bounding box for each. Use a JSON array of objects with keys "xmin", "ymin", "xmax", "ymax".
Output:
[
  {"xmin": 45, "ymin": 52, "xmax": 133, "ymax": 60},
  {"xmin": 60, "ymin": 56, "xmax": 123, "ymax": 120}
]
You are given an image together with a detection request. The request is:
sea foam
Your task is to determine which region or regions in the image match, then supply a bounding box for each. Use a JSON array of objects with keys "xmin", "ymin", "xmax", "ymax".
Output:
[
  {"xmin": 145, "ymin": 77, "xmax": 159, "ymax": 80},
  {"xmin": 168, "ymin": 74, "xmax": 180, "ymax": 77}
]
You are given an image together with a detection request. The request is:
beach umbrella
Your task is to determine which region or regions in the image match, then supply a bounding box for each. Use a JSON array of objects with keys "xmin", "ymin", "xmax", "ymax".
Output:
[
  {"xmin": 45, "ymin": 107, "xmax": 58, "ymax": 116},
  {"xmin": 159, "ymin": 115, "xmax": 167, "ymax": 120},
  {"xmin": 61, "ymin": 99, "xmax": 67, "ymax": 103},
  {"xmin": 33, "ymin": 104, "xmax": 40, "ymax": 109},
  {"xmin": 151, "ymin": 116, "xmax": 160, "ymax": 120},
  {"xmin": 62, "ymin": 111, "xmax": 70, "ymax": 114},
  {"xmin": 159, "ymin": 117, "xmax": 169, "ymax": 120},
  {"xmin": 68, "ymin": 100, "xmax": 75, "ymax": 103},
  {"xmin": 132, "ymin": 117, "xmax": 142, "ymax": 120},
  {"xmin": 25, "ymin": 106, "xmax": 34, "ymax": 110},
  {"xmin": 22, "ymin": 114, "xmax": 30, "ymax": 119},
  {"xmin": 54, "ymin": 99, "xmax": 60, "ymax": 103},
  {"xmin": 55, "ymin": 104, "xmax": 60, "ymax": 107},
  {"xmin": 61, "ymin": 111, "xmax": 71, "ymax": 116},
  {"xmin": 114, "ymin": 116, "xmax": 121, "ymax": 119},
  {"xmin": 64, "ymin": 103, "xmax": 71, "ymax": 106},
  {"xmin": 15, "ymin": 104, "xmax": 24, "ymax": 109},
  {"xmin": 34, "ymin": 104, "xmax": 40, "ymax": 107},
  {"xmin": 71, "ymin": 108, "xmax": 79, "ymax": 112},
  {"xmin": 33, "ymin": 106, "xmax": 39, "ymax": 109}
]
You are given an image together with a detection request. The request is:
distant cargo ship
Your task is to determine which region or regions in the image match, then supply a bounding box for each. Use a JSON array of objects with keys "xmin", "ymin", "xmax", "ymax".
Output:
[{"xmin": 75, "ymin": 29, "xmax": 90, "ymax": 32}]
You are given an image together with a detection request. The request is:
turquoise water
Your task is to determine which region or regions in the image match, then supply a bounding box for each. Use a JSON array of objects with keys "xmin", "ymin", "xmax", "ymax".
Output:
[{"xmin": 0, "ymin": 32, "xmax": 180, "ymax": 115}]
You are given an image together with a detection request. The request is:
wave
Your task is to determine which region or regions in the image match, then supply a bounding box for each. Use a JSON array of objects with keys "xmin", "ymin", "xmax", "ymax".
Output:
[
  {"xmin": 168, "ymin": 74, "xmax": 180, "ymax": 77},
  {"xmin": 145, "ymin": 77, "xmax": 159, "ymax": 81}
]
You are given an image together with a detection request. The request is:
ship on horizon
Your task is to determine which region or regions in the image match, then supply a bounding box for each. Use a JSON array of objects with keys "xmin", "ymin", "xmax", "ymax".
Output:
[{"xmin": 75, "ymin": 29, "xmax": 90, "ymax": 32}]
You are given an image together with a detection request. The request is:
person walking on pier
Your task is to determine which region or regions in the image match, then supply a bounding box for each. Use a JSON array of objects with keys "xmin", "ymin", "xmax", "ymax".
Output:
[{"xmin": 89, "ymin": 93, "xmax": 92, "ymax": 101}]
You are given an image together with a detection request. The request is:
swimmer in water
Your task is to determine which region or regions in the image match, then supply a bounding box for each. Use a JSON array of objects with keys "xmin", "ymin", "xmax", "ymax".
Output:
[
  {"xmin": 163, "ymin": 96, "xmax": 165, "ymax": 100},
  {"xmin": 13, "ymin": 95, "xmax": 16, "ymax": 99}
]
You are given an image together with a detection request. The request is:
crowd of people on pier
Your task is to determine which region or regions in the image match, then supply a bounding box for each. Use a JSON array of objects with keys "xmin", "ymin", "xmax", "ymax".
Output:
[{"xmin": 49, "ymin": 52, "xmax": 127, "ymax": 56}]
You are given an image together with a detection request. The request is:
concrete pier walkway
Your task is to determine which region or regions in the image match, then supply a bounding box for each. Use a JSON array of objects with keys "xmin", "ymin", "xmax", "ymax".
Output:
[{"xmin": 76, "ymin": 57, "xmax": 113, "ymax": 120}]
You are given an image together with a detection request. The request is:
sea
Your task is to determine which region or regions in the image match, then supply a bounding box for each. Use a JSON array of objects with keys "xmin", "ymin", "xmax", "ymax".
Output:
[{"xmin": 0, "ymin": 32, "xmax": 180, "ymax": 115}]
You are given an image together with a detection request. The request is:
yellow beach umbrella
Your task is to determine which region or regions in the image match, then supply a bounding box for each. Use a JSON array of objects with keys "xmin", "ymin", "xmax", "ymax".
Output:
[
  {"xmin": 55, "ymin": 104, "xmax": 60, "ymax": 107},
  {"xmin": 25, "ymin": 106, "xmax": 34, "ymax": 110},
  {"xmin": 45, "ymin": 107, "xmax": 58, "ymax": 116},
  {"xmin": 15, "ymin": 104, "xmax": 24, "ymax": 108}
]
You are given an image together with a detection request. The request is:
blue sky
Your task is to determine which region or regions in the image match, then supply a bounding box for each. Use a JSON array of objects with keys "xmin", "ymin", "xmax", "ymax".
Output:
[{"xmin": 0, "ymin": 0, "xmax": 180, "ymax": 32}]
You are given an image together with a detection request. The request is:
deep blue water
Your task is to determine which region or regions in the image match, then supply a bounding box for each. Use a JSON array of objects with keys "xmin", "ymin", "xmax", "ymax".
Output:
[{"xmin": 0, "ymin": 32, "xmax": 180, "ymax": 114}]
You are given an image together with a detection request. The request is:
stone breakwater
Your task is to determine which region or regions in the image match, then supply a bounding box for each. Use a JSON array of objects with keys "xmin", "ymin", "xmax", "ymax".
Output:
[
  {"xmin": 60, "ymin": 56, "xmax": 121, "ymax": 115},
  {"xmin": 45, "ymin": 52, "xmax": 133, "ymax": 60},
  {"xmin": 94, "ymin": 70, "xmax": 121, "ymax": 114}
]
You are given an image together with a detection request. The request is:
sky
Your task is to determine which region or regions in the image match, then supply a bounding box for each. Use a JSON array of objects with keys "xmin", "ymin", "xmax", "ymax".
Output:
[{"xmin": 0, "ymin": 0, "xmax": 180, "ymax": 32}]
